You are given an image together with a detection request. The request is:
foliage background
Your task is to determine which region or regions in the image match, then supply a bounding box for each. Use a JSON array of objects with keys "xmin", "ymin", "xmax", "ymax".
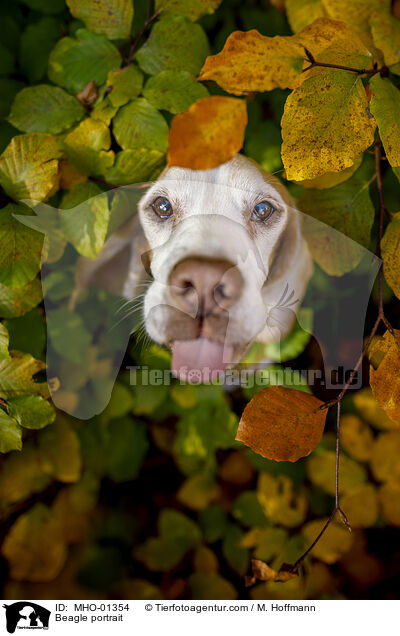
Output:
[{"xmin": 0, "ymin": 0, "xmax": 399, "ymax": 600}]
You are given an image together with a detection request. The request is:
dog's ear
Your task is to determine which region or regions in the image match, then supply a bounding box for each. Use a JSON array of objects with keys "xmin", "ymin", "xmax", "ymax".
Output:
[{"xmin": 70, "ymin": 213, "xmax": 150, "ymax": 308}]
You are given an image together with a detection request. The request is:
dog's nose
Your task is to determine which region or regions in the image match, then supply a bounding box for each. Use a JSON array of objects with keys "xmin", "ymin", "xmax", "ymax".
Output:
[{"xmin": 169, "ymin": 257, "xmax": 243, "ymax": 316}]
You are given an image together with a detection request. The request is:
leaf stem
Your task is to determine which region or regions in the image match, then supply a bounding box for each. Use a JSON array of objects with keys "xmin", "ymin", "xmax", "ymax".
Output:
[{"xmin": 125, "ymin": 1, "xmax": 159, "ymax": 66}]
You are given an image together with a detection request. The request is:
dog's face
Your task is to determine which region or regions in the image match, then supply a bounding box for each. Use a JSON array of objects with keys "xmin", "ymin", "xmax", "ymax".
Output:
[{"xmin": 138, "ymin": 154, "xmax": 309, "ymax": 380}]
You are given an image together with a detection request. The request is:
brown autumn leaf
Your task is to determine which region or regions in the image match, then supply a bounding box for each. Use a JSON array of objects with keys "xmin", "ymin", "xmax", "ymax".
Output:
[
  {"xmin": 236, "ymin": 386, "xmax": 326, "ymax": 462},
  {"xmin": 245, "ymin": 558, "xmax": 298, "ymax": 586},
  {"xmin": 198, "ymin": 18, "xmax": 369, "ymax": 95},
  {"xmin": 76, "ymin": 80, "xmax": 98, "ymax": 107},
  {"xmin": 369, "ymin": 329, "xmax": 400, "ymax": 424},
  {"xmin": 167, "ymin": 96, "xmax": 247, "ymax": 170}
]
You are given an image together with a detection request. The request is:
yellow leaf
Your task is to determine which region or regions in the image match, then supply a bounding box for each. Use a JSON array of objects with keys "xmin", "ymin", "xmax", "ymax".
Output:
[
  {"xmin": 307, "ymin": 449, "xmax": 367, "ymax": 495},
  {"xmin": 63, "ymin": 118, "xmax": 115, "ymax": 177},
  {"xmin": 353, "ymin": 387, "xmax": 399, "ymax": 430},
  {"xmin": 282, "ymin": 45, "xmax": 376, "ymax": 181},
  {"xmin": 52, "ymin": 473, "xmax": 99, "ymax": 543},
  {"xmin": 1, "ymin": 503, "xmax": 67, "ymax": 582},
  {"xmin": 378, "ymin": 481, "xmax": 400, "ymax": 526},
  {"xmin": 381, "ymin": 212, "xmax": 400, "ymax": 299},
  {"xmin": 295, "ymin": 154, "xmax": 362, "ymax": 189},
  {"xmin": 177, "ymin": 473, "xmax": 221, "ymax": 510},
  {"xmin": 340, "ymin": 414, "xmax": 374, "ymax": 462},
  {"xmin": 321, "ymin": 0, "xmax": 391, "ymax": 33},
  {"xmin": 167, "ymin": 96, "xmax": 247, "ymax": 170},
  {"xmin": 257, "ymin": 473, "xmax": 308, "ymax": 527},
  {"xmin": 0, "ymin": 133, "xmax": 61, "ymax": 202},
  {"xmin": 193, "ymin": 545, "xmax": 219, "ymax": 573},
  {"xmin": 236, "ymin": 386, "xmax": 326, "ymax": 462},
  {"xmin": 369, "ymin": 329, "xmax": 400, "ymax": 424},
  {"xmin": 38, "ymin": 416, "xmax": 82, "ymax": 482},
  {"xmin": 66, "ymin": 0, "xmax": 133, "ymax": 39},
  {"xmin": 340, "ymin": 483, "xmax": 378, "ymax": 527},
  {"xmin": 302, "ymin": 518, "xmax": 354, "ymax": 563},
  {"xmin": 0, "ymin": 442, "xmax": 51, "ymax": 514},
  {"xmin": 155, "ymin": 0, "xmax": 222, "ymax": 21},
  {"xmin": 286, "ymin": 0, "xmax": 327, "ymax": 33},
  {"xmin": 198, "ymin": 18, "xmax": 369, "ymax": 95},
  {"xmin": 370, "ymin": 430, "xmax": 400, "ymax": 482},
  {"xmin": 370, "ymin": 12, "xmax": 400, "ymax": 69},
  {"xmin": 370, "ymin": 76, "xmax": 400, "ymax": 168}
]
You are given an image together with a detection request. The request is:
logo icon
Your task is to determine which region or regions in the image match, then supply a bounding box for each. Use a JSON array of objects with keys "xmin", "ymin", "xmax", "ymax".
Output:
[{"xmin": 3, "ymin": 602, "xmax": 50, "ymax": 634}]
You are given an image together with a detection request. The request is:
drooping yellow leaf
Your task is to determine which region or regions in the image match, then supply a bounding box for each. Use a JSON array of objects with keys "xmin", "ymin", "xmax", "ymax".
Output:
[
  {"xmin": 340, "ymin": 414, "xmax": 374, "ymax": 462},
  {"xmin": 321, "ymin": 0, "xmax": 391, "ymax": 32},
  {"xmin": 369, "ymin": 329, "xmax": 400, "ymax": 424},
  {"xmin": 257, "ymin": 473, "xmax": 308, "ymax": 527},
  {"xmin": 0, "ymin": 133, "xmax": 61, "ymax": 202},
  {"xmin": 340, "ymin": 483, "xmax": 378, "ymax": 528},
  {"xmin": 381, "ymin": 212, "xmax": 400, "ymax": 299},
  {"xmin": 370, "ymin": 76, "xmax": 400, "ymax": 169},
  {"xmin": 307, "ymin": 449, "xmax": 367, "ymax": 495},
  {"xmin": 286, "ymin": 0, "xmax": 327, "ymax": 33},
  {"xmin": 282, "ymin": 44, "xmax": 376, "ymax": 181},
  {"xmin": 198, "ymin": 18, "xmax": 369, "ymax": 94},
  {"xmin": 167, "ymin": 96, "xmax": 247, "ymax": 170},
  {"xmin": 295, "ymin": 154, "xmax": 362, "ymax": 189},
  {"xmin": 66, "ymin": 0, "xmax": 133, "ymax": 39},
  {"xmin": 370, "ymin": 12, "xmax": 400, "ymax": 71},
  {"xmin": 370, "ymin": 430, "xmax": 400, "ymax": 482},
  {"xmin": 1, "ymin": 503, "xmax": 67, "ymax": 582},
  {"xmin": 236, "ymin": 385, "xmax": 326, "ymax": 462},
  {"xmin": 302, "ymin": 518, "xmax": 354, "ymax": 563},
  {"xmin": 378, "ymin": 481, "xmax": 400, "ymax": 526},
  {"xmin": 353, "ymin": 387, "xmax": 399, "ymax": 430}
]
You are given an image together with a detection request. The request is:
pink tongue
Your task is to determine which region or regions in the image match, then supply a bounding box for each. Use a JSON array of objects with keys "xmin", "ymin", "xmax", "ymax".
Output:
[{"xmin": 172, "ymin": 338, "xmax": 233, "ymax": 382}]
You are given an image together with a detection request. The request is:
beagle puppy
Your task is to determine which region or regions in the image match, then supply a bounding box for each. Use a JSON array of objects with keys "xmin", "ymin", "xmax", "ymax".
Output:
[{"xmin": 77, "ymin": 153, "xmax": 313, "ymax": 381}]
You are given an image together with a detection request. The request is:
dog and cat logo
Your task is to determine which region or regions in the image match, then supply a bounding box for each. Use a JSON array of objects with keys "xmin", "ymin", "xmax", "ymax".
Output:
[{"xmin": 3, "ymin": 602, "xmax": 50, "ymax": 633}]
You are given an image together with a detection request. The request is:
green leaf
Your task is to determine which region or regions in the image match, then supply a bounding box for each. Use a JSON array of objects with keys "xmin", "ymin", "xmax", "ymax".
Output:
[
  {"xmin": 63, "ymin": 118, "xmax": 115, "ymax": 176},
  {"xmin": 0, "ymin": 278, "xmax": 43, "ymax": 319},
  {"xmin": 136, "ymin": 15, "xmax": 209, "ymax": 76},
  {"xmin": 38, "ymin": 417, "xmax": 82, "ymax": 482},
  {"xmin": 60, "ymin": 180, "xmax": 103, "ymax": 209},
  {"xmin": 222, "ymin": 524, "xmax": 249, "ymax": 575},
  {"xmin": 0, "ymin": 441, "xmax": 51, "ymax": 511},
  {"xmin": 198, "ymin": 504, "xmax": 228, "ymax": 543},
  {"xmin": 19, "ymin": 17, "xmax": 62, "ymax": 84},
  {"xmin": 8, "ymin": 394, "xmax": 56, "ymax": 430},
  {"xmin": 260, "ymin": 308, "xmax": 313, "ymax": 363},
  {"xmin": 281, "ymin": 46, "xmax": 376, "ymax": 181},
  {"xmin": 106, "ymin": 417, "xmax": 148, "ymax": 482},
  {"xmin": 20, "ymin": 0, "xmax": 66, "ymax": 14},
  {"xmin": 143, "ymin": 70, "xmax": 208, "ymax": 114},
  {"xmin": 0, "ymin": 79, "xmax": 25, "ymax": 120},
  {"xmin": 299, "ymin": 158, "xmax": 375, "ymax": 275},
  {"xmin": 189, "ymin": 572, "xmax": 237, "ymax": 600},
  {"xmin": 46, "ymin": 308, "xmax": 92, "ymax": 364},
  {"xmin": 155, "ymin": 0, "xmax": 222, "ymax": 21},
  {"xmin": 104, "ymin": 382, "xmax": 134, "ymax": 418},
  {"xmin": 0, "ymin": 43, "xmax": 15, "ymax": 76},
  {"xmin": 113, "ymin": 98, "xmax": 168, "ymax": 152},
  {"xmin": 48, "ymin": 29, "xmax": 122, "ymax": 94},
  {"xmin": 0, "ymin": 323, "xmax": 10, "ymax": 360},
  {"xmin": 5, "ymin": 308, "xmax": 46, "ymax": 360},
  {"xmin": 370, "ymin": 75, "xmax": 400, "ymax": 169},
  {"xmin": 59, "ymin": 192, "xmax": 110, "ymax": 258},
  {"xmin": 66, "ymin": 0, "xmax": 133, "ymax": 39},
  {"xmin": 104, "ymin": 148, "xmax": 164, "ymax": 185},
  {"xmin": 244, "ymin": 119, "xmax": 283, "ymax": 175},
  {"xmin": 135, "ymin": 508, "xmax": 202, "ymax": 571},
  {"xmin": 381, "ymin": 212, "xmax": 400, "ymax": 299},
  {"xmin": 0, "ymin": 409, "xmax": 22, "ymax": 453},
  {"xmin": 9, "ymin": 85, "xmax": 85, "ymax": 134},
  {"xmin": 0, "ymin": 205, "xmax": 43, "ymax": 288},
  {"xmin": 0, "ymin": 133, "xmax": 61, "ymax": 202},
  {"xmin": 370, "ymin": 12, "xmax": 400, "ymax": 72},
  {"xmin": 285, "ymin": 0, "xmax": 326, "ymax": 33},
  {"xmin": 177, "ymin": 472, "xmax": 220, "ymax": 510},
  {"xmin": 106, "ymin": 65, "xmax": 143, "ymax": 108},
  {"xmin": 232, "ymin": 491, "xmax": 267, "ymax": 527}
]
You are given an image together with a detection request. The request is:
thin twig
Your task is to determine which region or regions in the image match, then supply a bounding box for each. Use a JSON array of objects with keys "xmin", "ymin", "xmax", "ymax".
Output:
[
  {"xmin": 303, "ymin": 48, "xmax": 382, "ymax": 77},
  {"xmin": 125, "ymin": 1, "xmax": 159, "ymax": 65}
]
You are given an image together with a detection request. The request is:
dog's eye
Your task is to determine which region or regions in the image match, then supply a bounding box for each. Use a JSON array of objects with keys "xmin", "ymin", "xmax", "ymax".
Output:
[
  {"xmin": 151, "ymin": 196, "xmax": 173, "ymax": 219},
  {"xmin": 251, "ymin": 201, "xmax": 275, "ymax": 222}
]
